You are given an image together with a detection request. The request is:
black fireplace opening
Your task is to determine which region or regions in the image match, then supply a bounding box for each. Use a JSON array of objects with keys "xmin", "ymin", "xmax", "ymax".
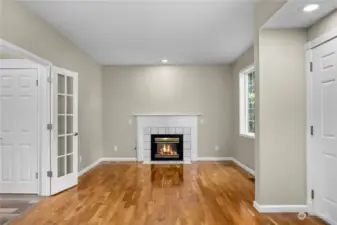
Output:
[{"xmin": 151, "ymin": 134, "xmax": 184, "ymax": 161}]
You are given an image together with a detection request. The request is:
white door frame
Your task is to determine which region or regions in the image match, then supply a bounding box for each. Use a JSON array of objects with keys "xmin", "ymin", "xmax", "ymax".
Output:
[
  {"xmin": 0, "ymin": 39, "xmax": 52, "ymax": 196},
  {"xmin": 305, "ymin": 28, "xmax": 337, "ymax": 215}
]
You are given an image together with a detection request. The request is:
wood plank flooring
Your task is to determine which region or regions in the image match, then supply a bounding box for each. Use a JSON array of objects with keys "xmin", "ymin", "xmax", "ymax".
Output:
[{"xmin": 11, "ymin": 162, "xmax": 325, "ymax": 225}]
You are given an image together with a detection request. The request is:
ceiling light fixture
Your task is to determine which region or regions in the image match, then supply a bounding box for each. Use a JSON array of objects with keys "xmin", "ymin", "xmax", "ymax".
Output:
[
  {"xmin": 303, "ymin": 4, "xmax": 320, "ymax": 12},
  {"xmin": 161, "ymin": 59, "xmax": 168, "ymax": 64}
]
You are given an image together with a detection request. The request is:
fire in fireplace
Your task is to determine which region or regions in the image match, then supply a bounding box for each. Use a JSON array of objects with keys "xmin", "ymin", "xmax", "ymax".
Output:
[{"xmin": 151, "ymin": 134, "xmax": 183, "ymax": 161}]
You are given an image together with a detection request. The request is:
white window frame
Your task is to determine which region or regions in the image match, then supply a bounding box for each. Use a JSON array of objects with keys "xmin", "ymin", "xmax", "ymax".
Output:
[{"xmin": 239, "ymin": 65, "xmax": 255, "ymax": 139}]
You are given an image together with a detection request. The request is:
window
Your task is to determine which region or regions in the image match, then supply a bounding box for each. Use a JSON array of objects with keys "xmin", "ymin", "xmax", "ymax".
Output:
[{"xmin": 240, "ymin": 66, "xmax": 255, "ymax": 138}]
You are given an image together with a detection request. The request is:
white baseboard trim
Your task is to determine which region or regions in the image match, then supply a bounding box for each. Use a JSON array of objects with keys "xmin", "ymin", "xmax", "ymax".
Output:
[
  {"xmin": 100, "ymin": 157, "xmax": 138, "ymax": 162},
  {"xmin": 231, "ymin": 158, "xmax": 255, "ymax": 176},
  {"xmin": 254, "ymin": 201, "xmax": 308, "ymax": 213},
  {"xmin": 78, "ymin": 157, "xmax": 256, "ymax": 180},
  {"xmin": 143, "ymin": 161, "xmax": 192, "ymax": 164},
  {"xmin": 317, "ymin": 215, "xmax": 334, "ymax": 225},
  {"xmin": 197, "ymin": 157, "xmax": 233, "ymax": 161},
  {"xmin": 78, "ymin": 158, "xmax": 102, "ymax": 176}
]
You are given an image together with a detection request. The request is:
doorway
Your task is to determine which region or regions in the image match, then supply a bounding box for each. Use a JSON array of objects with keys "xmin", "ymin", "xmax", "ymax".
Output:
[
  {"xmin": 0, "ymin": 40, "xmax": 79, "ymax": 196},
  {"xmin": 310, "ymin": 36, "xmax": 337, "ymax": 224}
]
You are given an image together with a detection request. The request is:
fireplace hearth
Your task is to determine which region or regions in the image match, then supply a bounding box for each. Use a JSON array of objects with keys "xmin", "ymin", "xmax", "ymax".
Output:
[{"xmin": 151, "ymin": 134, "xmax": 183, "ymax": 161}]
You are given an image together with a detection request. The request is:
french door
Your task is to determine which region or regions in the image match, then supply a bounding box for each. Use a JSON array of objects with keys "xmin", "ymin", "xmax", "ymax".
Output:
[
  {"xmin": 312, "ymin": 37, "xmax": 337, "ymax": 224},
  {"xmin": 50, "ymin": 66, "xmax": 78, "ymax": 195}
]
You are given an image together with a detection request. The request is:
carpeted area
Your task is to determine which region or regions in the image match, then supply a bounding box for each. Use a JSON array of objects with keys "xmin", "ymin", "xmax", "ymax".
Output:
[{"xmin": 0, "ymin": 195, "xmax": 41, "ymax": 225}]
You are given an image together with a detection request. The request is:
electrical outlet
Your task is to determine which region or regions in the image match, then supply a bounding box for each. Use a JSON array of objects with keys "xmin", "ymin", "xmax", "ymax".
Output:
[
  {"xmin": 128, "ymin": 119, "xmax": 132, "ymax": 124},
  {"xmin": 215, "ymin": 145, "xmax": 219, "ymax": 151},
  {"xmin": 79, "ymin": 156, "xmax": 82, "ymax": 162},
  {"xmin": 200, "ymin": 119, "xmax": 204, "ymax": 124},
  {"xmin": 114, "ymin": 145, "xmax": 118, "ymax": 152}
]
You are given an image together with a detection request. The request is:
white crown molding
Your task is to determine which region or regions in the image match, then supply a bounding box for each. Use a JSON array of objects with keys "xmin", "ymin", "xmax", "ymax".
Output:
[
  {"xmin": 0, "ymin": 38, "xmax": 52, "ymax": 66},
  {"xmin": 254, "ymin": 201, "xmax": 308, "ymax": 213}
]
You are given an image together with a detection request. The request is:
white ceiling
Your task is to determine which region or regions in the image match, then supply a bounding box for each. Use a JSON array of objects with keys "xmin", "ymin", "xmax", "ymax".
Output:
[
  {"xmin": 264, "ymin": 0, "xmax": 337, "ymax": 29},
  {"xmin": 19, "ymin": 0, "xmax": 255, "ymax": 65}
]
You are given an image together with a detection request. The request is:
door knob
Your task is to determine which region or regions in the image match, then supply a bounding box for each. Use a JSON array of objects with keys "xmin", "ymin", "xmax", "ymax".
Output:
[{"xmin": 74, "ymin": 132, "xmax": 79, "ymax": 136}]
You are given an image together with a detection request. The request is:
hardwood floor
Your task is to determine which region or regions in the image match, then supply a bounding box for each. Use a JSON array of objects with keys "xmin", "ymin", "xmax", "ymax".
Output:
[{"xmin": 11, "ymin": 162, "xmax": 325, "ymax": 225}]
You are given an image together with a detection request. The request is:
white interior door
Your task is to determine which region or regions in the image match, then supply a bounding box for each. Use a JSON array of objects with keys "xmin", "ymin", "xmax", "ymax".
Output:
[
  {"xmin": 50, "ymin": 66, "xmax": 78, "ymax": 195},
  {"xmin": 312, "ymin": 37, "xmax": 337, "ymax": 225},
  {"xmin": 0, "ymin": 63, "xmax": 38, "ymax": 194}
]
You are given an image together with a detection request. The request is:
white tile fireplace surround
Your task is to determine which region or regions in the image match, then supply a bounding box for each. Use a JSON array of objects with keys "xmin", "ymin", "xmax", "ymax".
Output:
[{"xmin": 135, "ymin": 114, "xmax": 200, "ymax": 164}]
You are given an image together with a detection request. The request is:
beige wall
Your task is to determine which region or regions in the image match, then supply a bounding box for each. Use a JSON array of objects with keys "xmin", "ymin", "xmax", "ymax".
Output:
[
  {"xmin": 0, "ymin": 0, "xmax": 103, "ymax": 170},
  {"xmin": 0, "ymin": 52, "xmax": 23, "ymax": 59},
  {"xmin": 253, "ymin": 0, "xmax": 287, "ymax": 202},
  {"xmin": 308, "ymin": 9, "xmax": 337, "ymax": 41},
  {"xmin": 102, "ymin": 66, "xmax": 234, "ymax": 158},
  {"xmin": 257, "ymin": 29, "xmax": 307, "ymax": 205},
  {"xmin": 231, "ymin": 46, "xmax": 255, "ymax": 170}
]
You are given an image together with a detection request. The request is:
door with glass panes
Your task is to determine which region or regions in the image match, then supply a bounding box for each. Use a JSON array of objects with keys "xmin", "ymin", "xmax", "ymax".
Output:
[{"xmin": 51, "ymin": 66, "xmax": 78, "ymax": 195}]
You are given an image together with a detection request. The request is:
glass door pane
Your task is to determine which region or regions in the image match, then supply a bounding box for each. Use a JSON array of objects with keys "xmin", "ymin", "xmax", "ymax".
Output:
[
  {"xmin": 67, "ymin": 155, "xmax": 73, "ymax": 174},
  {"xmin": 64, "ymin": 75, "xmax": 74, "ymax": 175},
  {"xmin": 67, "ymin": 76, "xmax": 73, "ymax": 94},
  {"xmin": 67, "ymin": 136, "xmax": 73, "ymax": 154},
  {"xmin": 58, "ymin": 157, "xmax": 65, "ymax": 177},
  {"xmin": 67, "ymin": 96, "xmax": 73, "ymax": 114},
  {"xmin": 57, "ymin": 74, "xmax": 67, "ymax": 178},
  {"xmin": 58, "ymin": 74, "xmax": 65, "ymax": 94}
]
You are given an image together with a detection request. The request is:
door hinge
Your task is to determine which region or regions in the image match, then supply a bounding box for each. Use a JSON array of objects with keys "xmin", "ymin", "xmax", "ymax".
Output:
[
  {"xmin": 310, "ymin": 126, "xmax": 314, "ymax": 136},
  {"xmin": 36, "ymin": 80, "xmax": 39, "ymax": 86},
  {"xmin": 47, "ymin": 76, "xmax": 52, "ymax": 83},
  {"xmin": 47, "ymin": 171, "xmax": 53, "ymax": 178},
  {"xmin": 35, "ymin": 172, "xmax": 38, "ymax": 179},
  {"xmin": 47, "ymin": 124, "xmax": 53, "ymax": 130},
  {"xmin": 310, "ymin": 62, "xmax": 313, "ymax": 72},
  {"xmin": 311, "ymin": 189, "xmax": 315, "ymax": 200}
]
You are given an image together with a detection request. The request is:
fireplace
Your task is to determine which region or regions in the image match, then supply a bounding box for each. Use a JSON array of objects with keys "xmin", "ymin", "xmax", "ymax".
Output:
[{"xmin": 151, "ymin": 134, "xmax": 184, "ymax": 161}]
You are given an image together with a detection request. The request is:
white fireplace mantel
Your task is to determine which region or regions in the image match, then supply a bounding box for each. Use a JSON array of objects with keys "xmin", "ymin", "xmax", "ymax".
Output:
[{"xmin": 135, "ymin": 115, "xmax": 198, "ymax": 164}]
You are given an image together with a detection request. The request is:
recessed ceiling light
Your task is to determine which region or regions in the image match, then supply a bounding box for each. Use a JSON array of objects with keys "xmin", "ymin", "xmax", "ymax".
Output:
[
  {"xmin": 161, "ymin": 59, "xmax": 168, "ymax": 64},
  {"xmin": 303, "ymin": 4, "xmax": 319, "ymax": 12}
]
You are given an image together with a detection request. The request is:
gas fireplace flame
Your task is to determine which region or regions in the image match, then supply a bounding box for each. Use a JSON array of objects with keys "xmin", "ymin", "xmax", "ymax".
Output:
[{"xmin": 159, "ymin": 144, "xmax": 177, "ymax": 155}]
